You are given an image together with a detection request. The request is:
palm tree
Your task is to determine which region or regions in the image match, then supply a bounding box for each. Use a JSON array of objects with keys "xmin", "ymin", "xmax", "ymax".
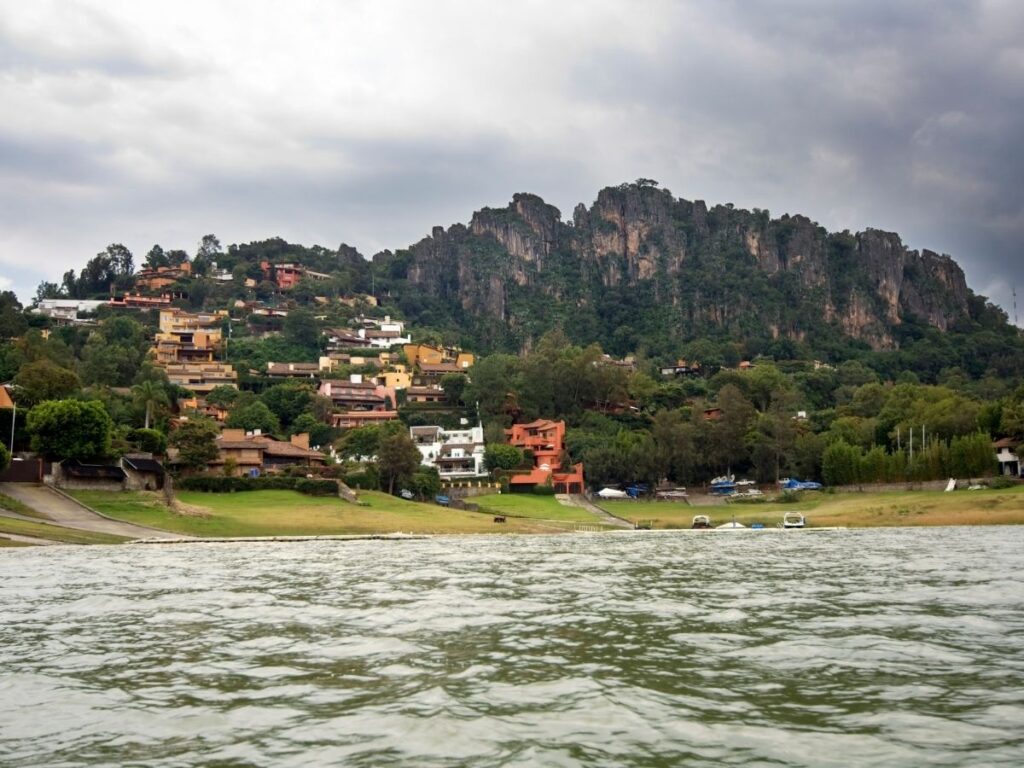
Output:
[{"xmin": 132, "ymin": 380, "xmax": 169, "ymax": 430}]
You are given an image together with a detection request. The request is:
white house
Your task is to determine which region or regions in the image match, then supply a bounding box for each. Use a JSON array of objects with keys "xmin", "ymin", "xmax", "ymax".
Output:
[
  {"xmin": 993, "ymin": 438, "xmax": 1022, "ymax": 477},
  {"xmin": 410, "ymin": 423, "xmax": 487, "ymax": 479},
  {"xmin": 33, "ymin": 299, "xmax": 108, "ymax": 323}
]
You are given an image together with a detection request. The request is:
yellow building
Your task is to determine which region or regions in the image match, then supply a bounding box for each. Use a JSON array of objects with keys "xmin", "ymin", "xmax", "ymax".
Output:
[
  {"xmin": 379, "ymin": 365, "xmax": 412, "ymax": 390},
  {"xmin": 152, "ymin": 309, "xmax": 237, "ymax": 392}
]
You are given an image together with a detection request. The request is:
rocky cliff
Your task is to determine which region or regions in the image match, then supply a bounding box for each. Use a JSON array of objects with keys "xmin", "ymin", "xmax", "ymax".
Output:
[{"xmin": 377, "ymin": 182, "xmax": 971, "ymax": 355}]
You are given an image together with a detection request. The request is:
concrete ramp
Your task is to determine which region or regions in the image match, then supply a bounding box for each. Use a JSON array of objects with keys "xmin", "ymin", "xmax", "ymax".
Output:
[
  {"xmin": 556, "ymin": 494, "xmax": 635, "ymax": 528},
  {"xmin": 0, "ymin": 483, "xmax": 184, "ymax": 540}
]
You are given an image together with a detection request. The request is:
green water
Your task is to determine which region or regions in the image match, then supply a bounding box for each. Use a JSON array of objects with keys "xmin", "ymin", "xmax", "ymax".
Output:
[{"xmin": 2, "ymin": 527, "xmax": 1023, "ymax": 766}]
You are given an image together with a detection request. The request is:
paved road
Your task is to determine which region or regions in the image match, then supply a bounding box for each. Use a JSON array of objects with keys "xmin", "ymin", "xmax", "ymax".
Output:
[
  {"xmin": 0, "ymin": 483, "xmax": 184, "ymax": 540},
  {"xmin": 556, "ymin": 494, "xmax": 635, "ymax": 528}
]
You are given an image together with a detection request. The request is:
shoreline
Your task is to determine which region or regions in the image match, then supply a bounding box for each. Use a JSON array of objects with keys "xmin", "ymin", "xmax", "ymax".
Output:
[{"xmin": 3, "ymin": 485, "xmax": 1022, "ymax": 546}]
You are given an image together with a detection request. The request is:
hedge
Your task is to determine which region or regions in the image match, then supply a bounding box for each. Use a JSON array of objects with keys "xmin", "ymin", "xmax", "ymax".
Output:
[{"xmin": 177, "ymin": 475, "xmax": 339, "ymax": 496}]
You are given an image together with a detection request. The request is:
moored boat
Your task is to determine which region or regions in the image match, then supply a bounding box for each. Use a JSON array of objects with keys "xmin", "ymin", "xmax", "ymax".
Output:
[
  {"xmin": 691, "ymin": 514, "xmax": 712, "ymax": 529},
  {"xmin": 782, "ymin": 512, "xmax": 806, "ymax": 528}
]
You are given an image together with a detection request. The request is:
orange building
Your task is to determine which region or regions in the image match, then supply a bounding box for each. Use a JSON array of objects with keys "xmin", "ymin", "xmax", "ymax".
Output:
[{"xmin": 504, "ymin": 419, "xmax": 584, "ymax": 494}]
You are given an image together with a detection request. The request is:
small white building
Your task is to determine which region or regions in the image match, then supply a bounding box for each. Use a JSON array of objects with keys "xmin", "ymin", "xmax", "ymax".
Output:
[
  {"xmin": 994, "ymin": 438, "xmax": 1022, "ymax": 477},
  {"xmin": 410, "ymin": 423, "xmax": 487, "ymax": 479},
  {"xmin": 33, "ymin": 298, "xmax": 108, "ymax": 322}
]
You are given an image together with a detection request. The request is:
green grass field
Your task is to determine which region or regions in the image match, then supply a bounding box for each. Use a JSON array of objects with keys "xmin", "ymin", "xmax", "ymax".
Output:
[
  {"xmin": 0, "ymin": 517, "xmax": 129, "ymax": 545},
  {"xmin": 70, "ymin": 489, "xmax": 572, "ymax": 537},
  {"xmin": 599, "ymin": 486, "xmax": 1024, "ymax": 529},
  {"xmin": 0, "ymin": 538, "xmax": 36, "ymax": 547},
  {"xmin": 470, "ymin": 493, "xmax": 604, "ymax": 522}
]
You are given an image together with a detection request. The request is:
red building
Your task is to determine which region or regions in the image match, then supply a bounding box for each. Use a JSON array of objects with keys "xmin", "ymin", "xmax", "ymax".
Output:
[{"xmin": 505, "ymin": 419, "xmax": 584, "ymax": 493}]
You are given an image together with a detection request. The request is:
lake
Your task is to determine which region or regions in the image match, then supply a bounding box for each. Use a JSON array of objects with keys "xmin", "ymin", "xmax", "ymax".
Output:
[{"xmin": 2, "ymin": 527, "xmax": 1023, "ymax": 766}]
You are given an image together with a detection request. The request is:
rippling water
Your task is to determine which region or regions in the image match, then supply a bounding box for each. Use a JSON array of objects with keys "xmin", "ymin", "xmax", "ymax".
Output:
[{"xmin": 2, "ymin": 527, "xmax": 1023, "ymax": 767}]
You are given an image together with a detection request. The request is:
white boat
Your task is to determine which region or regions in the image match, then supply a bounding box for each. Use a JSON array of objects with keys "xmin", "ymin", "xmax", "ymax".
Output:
[
  {"xmin": 782, "ymin": 512, "xmax": 806, "ymax": 528},
  {"xmin": 716, "ymin": 520, "xmax": 746, "ymax": 530},
  {"xmin": 596, "ymin": 487, "xmax": 629, "ymax": 499},
  {"xmin": 692, "ymin": 514, "xmax": 712, "ymax": 529}
]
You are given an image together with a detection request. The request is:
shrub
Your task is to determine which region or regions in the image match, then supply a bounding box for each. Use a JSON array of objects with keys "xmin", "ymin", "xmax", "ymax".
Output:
[
  {"xmin": 177, "ymin": 475, "xmax": 339, "ymax": 496},
  {"xmin": 129, "ymin": 428, "xmax": 167, "ymax": 455}
]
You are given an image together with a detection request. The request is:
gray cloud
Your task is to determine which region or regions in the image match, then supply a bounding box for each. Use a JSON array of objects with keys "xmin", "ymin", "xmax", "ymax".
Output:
[{"xmin": 0, "ymin": 0, "xmax": 1020, "ymax": 324}]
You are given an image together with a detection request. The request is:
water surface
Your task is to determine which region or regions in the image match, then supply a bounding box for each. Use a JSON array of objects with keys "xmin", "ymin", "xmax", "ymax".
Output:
[{"xmin": 2, "ymin": 527, "xmax": 1023, "ymax": 766}]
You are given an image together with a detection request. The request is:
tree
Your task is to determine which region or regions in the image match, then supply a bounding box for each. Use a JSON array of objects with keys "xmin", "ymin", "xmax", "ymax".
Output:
[
  {"xmin": 0, "ymin": 443, "xmax": 9, "ymax": 473},
  {"xmin": 0, "ymin": 291, "xmax": 27, "ymax": 338},
  {"xmin": 33, "ymin": 282, "xmax": 63, "ymax": 304},
  {"xmin": 707, "ymin": 384, "xmax": 755, "ymax": 472},
  {"xmin": 196, "ymin": 234, "xmax": 222, "ymax": 260},
  {"xmin": 145, "ymin": 245, "xmax": 169, "ymax": 269},
  {"xmin": 132, "ymin": 380, "xmax": 169, "ymax": 430},
  {"xmin": 14, "ymin": 359, "xmax": 81, "ymax": 407},
  {"xmin": 290, "ymin": 413, "xmax": 334, "ymax": 449},
  {"xmin": 205, "ymin": 385, "xmax": 240, "ymax": 409},
  {"xmin": 283, "ymin": 308, "xmax": 320, "ymax": 352},
  {"xmin": 226, "ymin": 400, "xmax": 280, "ymax": 434},
  {"xmin": 129, "ymin": 428, "xmax": 167, "ymax": 455},
  {"xmin": 27, "ymin": 399, "xmax": 113, "ymax": 461},
  {"xmin": 822, "ymin": 441, "xmax": 862, "ymax": 486},
  {"xmin": 484, "ymin": 443, "xmax": 524, "ymax": 473},
  {"xmin": 376, "ymin": 431, "xmax": 422, "ymax": 494},
  {"xmin": 261, "ymin": 381, "xmax": 315, "ymax": 429},
  {"xmin": 440, "ymin": 373, "xmax": 468, "ymax": 407},
  {"xmin": 169, "ymin": 419, "xmax": 220, "ymax": 471}
]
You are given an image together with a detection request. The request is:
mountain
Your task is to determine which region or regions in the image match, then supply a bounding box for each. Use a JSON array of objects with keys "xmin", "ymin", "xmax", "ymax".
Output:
[{"xmin": 374, "ymin": 181, "xmax": 984, "ymax": 359}]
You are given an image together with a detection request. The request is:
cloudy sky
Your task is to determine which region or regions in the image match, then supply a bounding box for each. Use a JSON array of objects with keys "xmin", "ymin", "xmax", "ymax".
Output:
[{"xmin": 1, "ymin": 0, "xmax": 1021, "ymax": 323}]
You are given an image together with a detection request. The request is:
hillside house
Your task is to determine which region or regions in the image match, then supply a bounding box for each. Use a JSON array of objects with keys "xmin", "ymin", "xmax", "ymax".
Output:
[
  {"xmin": 134, "ymin": 263, "xmax": 192, "ymax": 292},
  {"xmin": 211, "ymin": 430, "xmax": 325, "ymax": 474},
  {"xmin": 504, "ymin": 419, "xmax": 585, "ymax": 494},
  {"xmin": 319, "ymin": 376, "xmax": 396, "ymax": 411},
  {"xmin": 260, "ymin": 261, "xmax": 330, "ymax": 290},
  {"xmin": 406, "ymin": 386, "xmax": 446, "ymax": 404},
  {"xmin": 411, "ymin": 424, "xmax": 487, "ymax": 479}
]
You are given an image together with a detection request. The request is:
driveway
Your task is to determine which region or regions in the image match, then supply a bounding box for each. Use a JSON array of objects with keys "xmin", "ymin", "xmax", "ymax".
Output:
[{"xmin": 0, "ymin": 483, "xmax": 184, "ymax": 540}]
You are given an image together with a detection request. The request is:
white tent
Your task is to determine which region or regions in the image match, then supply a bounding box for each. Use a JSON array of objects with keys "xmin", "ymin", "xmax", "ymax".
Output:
[{"xmin": 596, "ymin": 487, "xmax": 628, "ymax": 499}]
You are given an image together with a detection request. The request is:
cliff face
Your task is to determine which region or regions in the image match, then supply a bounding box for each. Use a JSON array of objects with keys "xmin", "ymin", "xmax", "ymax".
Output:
[{"xmin": 391, "ymin": 182, "xmax": 971, "ymax": 352}]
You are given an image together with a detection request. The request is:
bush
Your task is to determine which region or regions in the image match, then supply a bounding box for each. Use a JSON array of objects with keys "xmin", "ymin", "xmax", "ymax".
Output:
[
  {"xmin": 129, "ymin": 428, "xmax": 167, "ymax": 455},
  {"xmin": 776, "ymin": 490, "xmax": 802, "ymax": 504},
  {"xmin": 177, "ymin": 475, "xmax": 339, "ymax": 496},
  {"xmin": 989, "ymin": 475, "xmax": 1017, "ymax": 489},
  {"xmin": 532, "ymin": 483, "xmax": 556, "ymax": 496},
  {"xmin": 344, "ymin": 468, "xmax": 379, "ymax": 490}
]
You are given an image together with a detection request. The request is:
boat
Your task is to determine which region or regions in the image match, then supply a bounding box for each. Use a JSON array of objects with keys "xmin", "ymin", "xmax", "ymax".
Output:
[
  {"xmin": 710, "ymin": 474, "xmax": 737, "ymax": 495},
  {"xmin": 691, "ymin": 514, "xmax": 712, "ymax": 529},
  {"xmin": 716, "ymin": 520, "xmax": 746, "ymax": 530},
  {"xmin": 657, "ymin": 487, "xmax": 689, "ymax": 500},
  {"xmin": 782, "ymin": 512, "xmax": 806, "ymax": 528},
  {"xmin": 778, "ymin": 478, "xmax": 823, "ymax": 491},
  {"xmin": 596, "ymin": 487, "xmax": 629, "ymax": 499}
]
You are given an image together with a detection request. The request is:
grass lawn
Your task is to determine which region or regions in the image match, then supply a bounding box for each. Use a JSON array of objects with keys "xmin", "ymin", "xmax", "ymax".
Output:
[
  {"xmin": 70, "ymin": 489, "xmax": 568, "ymax": 537},
  {"xmin": 1, "ymin": 537, "xmax": 36, "ymax": 547},
  {"xmin": 470, "ymin": 493, "xmax": 605, "ymax": 522},
  {"xmin": 0, "ymin": 517, "xmax": 129, "ymax": 545},
  {"xmin": 0, "ymin": 492, "xmax": 47, "ymax": 519},
  {"xmin": 599, "ymin": 486, "xmax": 1024, "ymax": 529}
]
